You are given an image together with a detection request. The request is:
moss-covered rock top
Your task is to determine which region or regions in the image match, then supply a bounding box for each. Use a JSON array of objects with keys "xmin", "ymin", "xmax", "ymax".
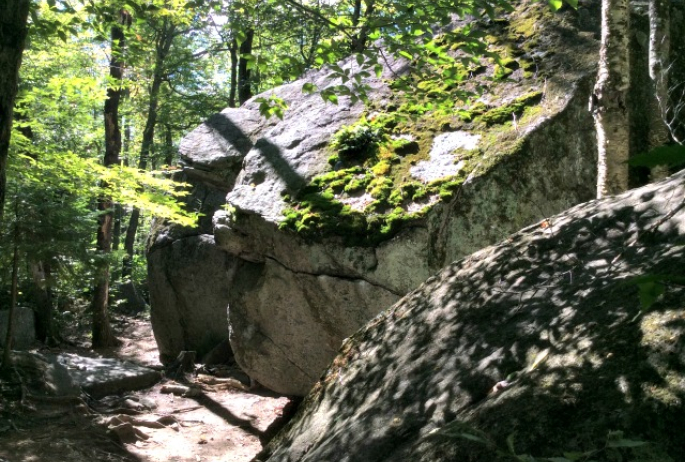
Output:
[{"xmin": 277, "ymin": 0, "xmax": 598, "ymax": 246}]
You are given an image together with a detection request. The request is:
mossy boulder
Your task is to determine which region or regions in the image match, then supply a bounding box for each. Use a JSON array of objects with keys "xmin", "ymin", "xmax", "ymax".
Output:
[
  {"xmin": 258, "ymin": 170, "xmax": 685, "ymax": 462},
  {"xmin": 149, "ymin": 0, "xmax": 608, "ymax": 395}
]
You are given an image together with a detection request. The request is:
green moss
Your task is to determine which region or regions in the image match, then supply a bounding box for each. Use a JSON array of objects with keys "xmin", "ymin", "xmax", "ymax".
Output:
[
  {"xmin": 391, "ymin": 138, "xmax": 420, "ymax": 156},
  {"xmin": 493, "ymin": 56, "xmax": 520, "ymax": 80},
  {"xmin": 371, "ymin": 160, "xmax": 392, "ymax": 176},
  {"xmin": 368, "ymin": 177, "xmax": 394, "ymax": 201},
  {"xmin": 479, "ymin": 91, "xmax": 543, "ymax": 126},
  {"xmin": 279, "ymin": 3, "xmax": 554, "ymax": 246},
  {"xmin": 344, "ymin": 174, "xmax": 372, "ymax": 193}
]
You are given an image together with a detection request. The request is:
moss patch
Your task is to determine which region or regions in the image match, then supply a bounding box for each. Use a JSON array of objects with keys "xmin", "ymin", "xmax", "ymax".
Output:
[
  {"xmin": 278, "ymin": 1, "xmax": 559, "ymax": 246},
  {"xmin": 479, "ymin": 91, "xmax": 543, "ymax": 126}
]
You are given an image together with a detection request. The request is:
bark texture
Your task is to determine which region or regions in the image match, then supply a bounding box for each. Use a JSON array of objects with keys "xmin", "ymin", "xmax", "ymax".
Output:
[
  {"xmin": 30, "ymin": 261, "xmax": 55, "ymax": 343},
  {"xmin": 592, "ymin": 0, "xmax": 631, "ymax": 198},
  {"xmin": 648, "ymin": 0, "xmax": 670, "ymax": 180},
  {"xmin": 229, "ymin": 37, "xmax": 238, "ymax": 108},
  {"xmin": 0, "ymin": 0, "xmax": 30, "ymax": 219},
  {"xmin": 238, "ymin": 29, "xmax": 254, "ymax": 105}
]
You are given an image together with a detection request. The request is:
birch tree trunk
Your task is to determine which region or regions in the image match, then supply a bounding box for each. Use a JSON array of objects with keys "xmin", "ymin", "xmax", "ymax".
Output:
[
  {"xmin": 0, "ymin": 0, "xmax": 30, "ymax": 220},
  {"xmin": 592, "ymin": 0, "xmax": 631, "ymax": 198},
  {"xmin": 648, "ymin": 0, "xmax": 670, "ymax": 181}
]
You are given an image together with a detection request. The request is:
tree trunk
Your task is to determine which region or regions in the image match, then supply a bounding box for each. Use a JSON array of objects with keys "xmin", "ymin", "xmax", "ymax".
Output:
[
  {"xmin": 0, "ymin": 0, "xmax": 31, "ymax": 220},
  {"xmin": 591, "ymin": 0, "xmax": 631, "ymax": 198},
  {"xmin": 92, "ymin": 13, "xmax": 128, "ymax": 348},
  {"xmin": 123, "ymin": 19, "xmax": 175, "ymax": 281},
  {"xmin": 350, "ymin": 0, "xmax": 374, "ymax": 53},
  {"xmin": 238, "ymin": 29, "xmax": 254, "ymax": 105},
  {"xmin": 30, "ymin": 261, "xmax": 56, "ymax": 344},
  {"xmin": 2, "ymin": 195, "xmax": 20, "ymax": 368},
  {"xmin": 648, "ymin": 0, "xmax": 670, "ymax": 181},
  {"xmin": 229, "ymin": 37, "xmax": 238, "ymax": 108},
  {"xmin": 164, "ymin": 124, "xmax": 173, "ymax": 166},
  {"xmin": 113, "ymin": 204, "xmax": 123, "ymax": 250}
]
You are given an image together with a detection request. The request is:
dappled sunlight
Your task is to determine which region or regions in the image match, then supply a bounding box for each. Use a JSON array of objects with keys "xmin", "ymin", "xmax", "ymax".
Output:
[{"xmin": 261, "ymin": 170, "xmax": 685, "ymax": 462}]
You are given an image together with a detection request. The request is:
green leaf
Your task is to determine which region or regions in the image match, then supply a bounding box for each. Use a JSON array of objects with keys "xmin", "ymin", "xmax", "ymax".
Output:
[
  {"xmin": 637, "ymin": 281, "xmax": 665, "ymax": 310},
  {"xmin": 302, "ymin": 83, "xmax": 317, "ymax": 94},
  {"xmin": 451, "ymin": 432, "xmax": 487, "ymax": 443},
  {"xmin": 324, "ymin": 93, "xmax": 338, "ymax": 105},
  {"xmin": 548, "ymin": 0, "xmax": 563, "ymax": 10}
]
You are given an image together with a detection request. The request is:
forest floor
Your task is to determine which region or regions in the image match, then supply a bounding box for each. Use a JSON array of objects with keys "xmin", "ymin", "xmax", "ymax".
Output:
[{"xmin": 0, "ymin": 314, "xmax": 292, "ymax": 462}]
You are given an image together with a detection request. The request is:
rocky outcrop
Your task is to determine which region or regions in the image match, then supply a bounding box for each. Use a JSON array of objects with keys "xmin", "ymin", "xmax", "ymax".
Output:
[
  {"xmin": 258, "ymin": 170, "xmax": 685, "ymax": 462},
  {"xmin": 149, "ymin": 1, "xmax": 604, "ymax": 395}
]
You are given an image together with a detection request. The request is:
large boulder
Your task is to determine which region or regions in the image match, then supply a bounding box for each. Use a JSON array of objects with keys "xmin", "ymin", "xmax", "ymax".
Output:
[
  {"xmin": 149, "ymin": 1, "xmax": 607, "ymax": 395},
  {"xmin": 258, "ymin": 169, "xmax": 685, "ymax": 462},
  {"xmin": 148, "ymin": 233, "xmax": 235, "ymax": 363}
]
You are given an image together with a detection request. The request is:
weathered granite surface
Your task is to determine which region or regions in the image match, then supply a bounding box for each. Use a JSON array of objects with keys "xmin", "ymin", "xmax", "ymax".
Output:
[
  {"xmin": 258, "ymin": 169, "xmax": 685, "ymax": 462},
  {"xmin": 51, "ymin": 353, "xmax": 161, "ymax": 398}
]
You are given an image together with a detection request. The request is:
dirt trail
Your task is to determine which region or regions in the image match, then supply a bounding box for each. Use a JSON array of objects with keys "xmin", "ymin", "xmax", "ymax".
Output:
[{"xmin": 0, "ymin": 315, "xmax": 291, "ymax": 462}]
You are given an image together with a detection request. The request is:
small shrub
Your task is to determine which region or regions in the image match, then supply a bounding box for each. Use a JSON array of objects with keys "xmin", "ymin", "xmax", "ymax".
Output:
[{"xmin": 331, "ymin": 120, "xmax": 384, "ymax": 161}]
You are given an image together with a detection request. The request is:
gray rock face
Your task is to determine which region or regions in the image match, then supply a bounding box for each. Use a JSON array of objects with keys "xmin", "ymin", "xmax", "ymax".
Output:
[
  {"xmin": 12, "ymin": 351, "xmax": 81, "ymax": 397},
  {"xmin": 259, "ymin": 170, "xmax": 685, "ymax": 462},
  {"xmin": 52, "ymin": 353, "xmax": 161, "ymax": 398},
  {"xmin": 149, "ymin": 3, "xmax": 603, "ymax": 395},
  {"xmin": 148, "ymin": 234, "xmax": 234, "ymax": 364},
  {"xmin": 0, "ymin": 307, "xmax": 36, "ymax": 350},
  {"xmin": 228, "ymin": 259, "xmax": 400, "ymax": 396}
]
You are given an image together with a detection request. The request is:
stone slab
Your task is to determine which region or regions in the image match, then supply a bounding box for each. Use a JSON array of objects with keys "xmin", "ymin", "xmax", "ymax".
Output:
[{"xmin": 51, "ymin": 353, "xmax": 162, "ymax": 398}]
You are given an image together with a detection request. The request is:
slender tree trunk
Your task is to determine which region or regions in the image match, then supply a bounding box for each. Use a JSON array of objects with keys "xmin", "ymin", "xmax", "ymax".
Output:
[
  {"xmin": 114, "ymin": 118, "xmax": 131, "ymax": 251},
  {"xmin": 123, "ymin": 19, "xmax": 176, "ymax": 280},
  {"xmin": 229, "ymin": 37, "xmax": 238, "ymax": 108},
  {"xmin": 350, "ymin": 0, "xmax": 374, "ymax": 53},
  {"xmin": 591, "ymin": 0, "xmax": 631, "ymax": 198},
  {"xmin": 92, "ymin": 13, "xmax": 128, "ymax": 348},
  {"xmin": 164, "ymin": 124, "xmax": 173, "ymax": 166},
  {"xmin": 648, "ymin": 0, "xmax": 670, "ymax": 181},
  {"xmin": 113, "ymin": 204, "xmax": 123, "ymax": 250},
  {"xmin": 2, "ymin": 195, "xmax": 20, "ymax": 368},
  {"xmin": 238, "ymin": 29, "xmax": 254, "ymax": 105},
  {"xmin": 0, "ymin": 0, "xmax": 31, "ymax": 220},
  {"xmin": 123, "ymin": 119, "xmax": 132, "ymax": 165},
  {"xmin": 30, "ymin": 260, "xmax": 55, "ymax": 344}
]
